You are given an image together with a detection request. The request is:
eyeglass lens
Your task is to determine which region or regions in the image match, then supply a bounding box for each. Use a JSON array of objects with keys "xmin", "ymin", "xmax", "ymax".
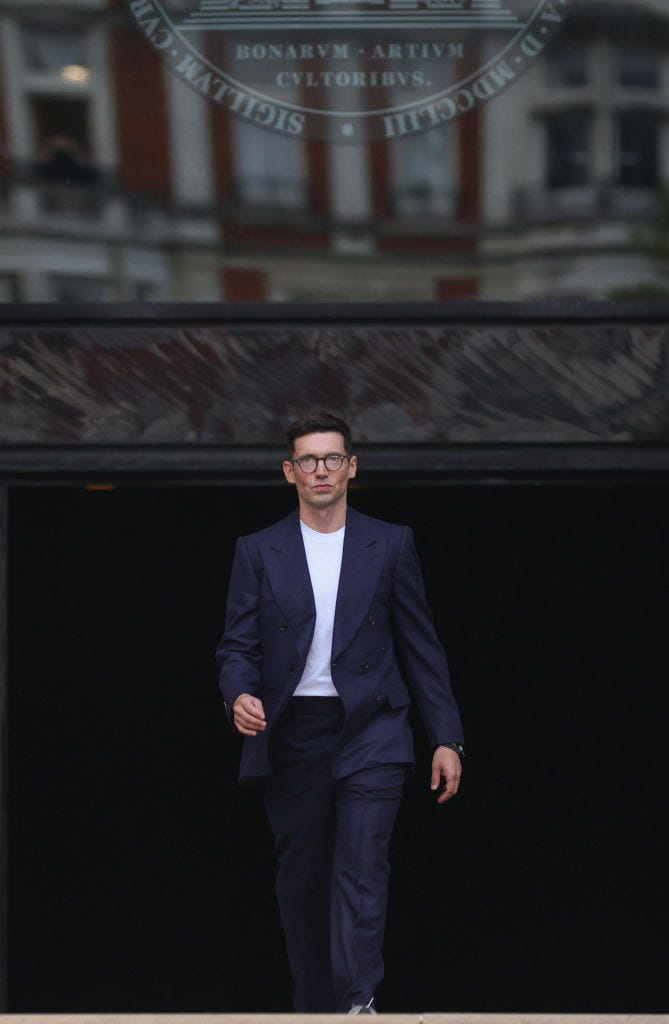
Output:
[{"xmin": 297, "ymin": 455, "xmax": 345, "ymax": 472}]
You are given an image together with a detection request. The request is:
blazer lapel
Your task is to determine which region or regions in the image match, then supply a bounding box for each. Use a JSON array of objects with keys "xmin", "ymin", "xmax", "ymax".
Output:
[
  {"xmin": 261, "ymin": 511, "xmax": 316, "ymax": 641},
  {"xmin": 332, "ymin": 508, "xmax": 385, "ymax": 661}
]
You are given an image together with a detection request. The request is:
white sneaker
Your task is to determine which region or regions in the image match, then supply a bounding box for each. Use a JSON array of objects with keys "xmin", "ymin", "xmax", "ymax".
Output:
[{"xmin": 348, "ymin": 998, "xmax": 377, "ymax": 1014}]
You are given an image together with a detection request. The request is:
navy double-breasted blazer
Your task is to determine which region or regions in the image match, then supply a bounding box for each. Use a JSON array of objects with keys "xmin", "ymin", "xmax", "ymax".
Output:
[{"xmin": 216, "ymin": 506, "xmax": 463, "ymax": 783}]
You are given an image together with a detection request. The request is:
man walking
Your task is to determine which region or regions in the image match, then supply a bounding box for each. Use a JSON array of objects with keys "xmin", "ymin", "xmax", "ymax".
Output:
[{"xmin": 216, "ymin": 412, "xmax": 464, "ymax": 1013}]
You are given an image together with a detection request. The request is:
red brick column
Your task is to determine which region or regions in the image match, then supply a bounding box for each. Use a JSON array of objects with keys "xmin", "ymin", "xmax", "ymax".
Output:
[{"xmin": 111, "ymin": 24, "xmax": 172, "ymax": 200}]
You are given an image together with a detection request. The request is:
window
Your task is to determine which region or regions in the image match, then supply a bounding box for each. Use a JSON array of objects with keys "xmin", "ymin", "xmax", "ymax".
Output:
[
  {"xmin": 234, "ymin": 121, "xmax": 308, "ymax": 209},
  {"xmin": 31, "ymin": 96, "xmax": 93, "ymax": 171},
  {"xmin": 16, "ymin": 23, "xmax": 102, "ymax": 217},
  {"xmin": 30, "ymin": 95, "xmax": 100, "ymax": 214},
  {"xmin": 388, "ymin": 61, "xmax": 456, "ymax": 217},
  {"xmin": 49, "ymin": 274, "xmax": 108, "ymax": 302},
  {"xmin": 131, "ymin": 282, "xmax": 160, "ymax": 302},
  {"xmin": 545, "ymin": 42, "xmax": 588, "ymax": 88},
  {"xmin": 2, "ymin": 0, "xmax": 669, "ymax": 304},
  {"xmin": 538, "ymin": 38, "xmax": 665, "ymax": 200},
  {"xmin": 617, "ymin": 113, "xmax": 658, "ymax": 187},
  {"xmin": 390, "ymin": 126, "xmax": 455, "ymax": 216},
  {"xmin": 0, "ymin": 274, "xmax": 18, "ymax": 302},
  {"xmin": 21, "ymin": 25, "xmax": 89, "ymax": 80},
  {"xmin": 19, "ymin": 23, "xmax": 96, "ymax": 174},
  {"xmin": 546, "ymin": 115, "xmax": 590, "ymax": 189},
  {"xmin": 226, "ymin": 40, "xmax": 308, "ymax": 211},
  {"xmin": 617, "ymin": 47, "xmax": 658, "ymax": 89}
]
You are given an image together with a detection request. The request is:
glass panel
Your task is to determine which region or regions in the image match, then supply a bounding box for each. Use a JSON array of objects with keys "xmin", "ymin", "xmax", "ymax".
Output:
[
  {"xmin": 546, "ymin": 114, "xmax": 590, "ymax": 189},
  {"xmin": 1, "ymin": 0, "xmax": 669, "ymax": 303},
  {"xmin": 0, "ymin": 273, "xmax": 17, "ymax": 301},
  {"xmin": 617, "ymin": 113, "xmax": 658, "ymax": 188},
  {"xmin": 21, "ymin": 25, "xmax": 89, "ymax": 76},
  {"xmin": 32, "ymin": 98, "xmax": 94, "ymax": 169},
  {"xmin": 617, "ymin": 46, "xmax": 658, "ymax": 89},
  {"xmin": 545, "ymin": 41, "xmax": 588, "ymax": 88},
  {"xmin": 234, "ymin": 121, "xmax": 309, "ymax": 208},
  {"xmin": 49, "ymin": 274, "xmax": 109, "ymax": 302},
  {"xmin": 390, "ymin": 123, "xmax": 455, "ymax": 216}
]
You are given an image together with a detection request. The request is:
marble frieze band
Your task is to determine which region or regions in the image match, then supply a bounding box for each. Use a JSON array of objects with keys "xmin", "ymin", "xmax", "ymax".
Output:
[{"xmin": 1, "ymin": 318, "xmax": 668, "ymax": 447}]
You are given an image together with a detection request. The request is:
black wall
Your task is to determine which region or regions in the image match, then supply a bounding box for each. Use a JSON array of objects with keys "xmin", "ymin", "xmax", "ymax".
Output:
[{"xmin": 7, "ymin": 481, "xmax": 669, "ymax": 1012}]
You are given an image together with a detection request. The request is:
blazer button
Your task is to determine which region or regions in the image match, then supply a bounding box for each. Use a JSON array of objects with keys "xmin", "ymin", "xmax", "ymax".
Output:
[
  {"xmin": 361, "ymin": 660, "xmax": 369, "ymax": 671},
  {"xmin": 279, "ymin": 623, "xmax": 288, "ymax": 631},
  {"xmin": 368, "ymin": 617, "xmax": 376, "ymax": 627},
  {"xmin": 373, "ymin": 692, "xmax": 382, "ymax": 702},
  {"xmin": 289, "ymin": 669, "xmax": 295, "ymax": 676}
]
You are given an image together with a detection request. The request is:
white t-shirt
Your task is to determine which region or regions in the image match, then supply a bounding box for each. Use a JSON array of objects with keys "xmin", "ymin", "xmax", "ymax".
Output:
[{"xmin": 293, "ymin": 521, "xmax": 345, "ymax": 697}]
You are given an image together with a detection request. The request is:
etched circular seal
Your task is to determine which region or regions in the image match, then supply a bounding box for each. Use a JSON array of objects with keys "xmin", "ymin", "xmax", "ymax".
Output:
[{"xmin": 126, "ymin": 0, "xmax": 571, "ymax": 141}]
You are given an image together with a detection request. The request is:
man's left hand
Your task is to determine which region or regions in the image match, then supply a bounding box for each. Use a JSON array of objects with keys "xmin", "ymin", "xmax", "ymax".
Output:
[{"xmin": 431, "ymin": 745, "xmax": 462, "ymax": 804}]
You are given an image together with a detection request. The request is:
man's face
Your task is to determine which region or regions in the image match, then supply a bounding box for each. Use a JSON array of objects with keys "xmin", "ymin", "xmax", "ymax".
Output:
[{"xmin": 283, "ymin": 431, "xmax": 357, "ymax": 511}]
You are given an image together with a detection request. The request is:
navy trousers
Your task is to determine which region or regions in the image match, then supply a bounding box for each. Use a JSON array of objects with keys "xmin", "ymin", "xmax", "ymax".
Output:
[{"xmin": 264, "ymin": 697, "xmax": 407, "ymax": 1012}]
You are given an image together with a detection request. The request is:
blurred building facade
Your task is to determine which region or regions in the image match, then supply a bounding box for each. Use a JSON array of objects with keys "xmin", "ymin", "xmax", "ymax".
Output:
[{"xmin": 0, "ymin": 0, "xmax": 668, "ymax": 303}]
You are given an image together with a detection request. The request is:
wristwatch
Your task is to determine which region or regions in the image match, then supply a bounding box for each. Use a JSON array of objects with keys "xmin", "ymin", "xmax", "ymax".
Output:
[{"xmin": 442, "ymin": 742, "xmax": 465, "ymax": 758}]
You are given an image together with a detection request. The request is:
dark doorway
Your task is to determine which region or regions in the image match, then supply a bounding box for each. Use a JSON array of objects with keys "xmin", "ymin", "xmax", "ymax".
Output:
[{"xmin": 7, "ymin": 481, "xmax": 668, "ymax": 1013}]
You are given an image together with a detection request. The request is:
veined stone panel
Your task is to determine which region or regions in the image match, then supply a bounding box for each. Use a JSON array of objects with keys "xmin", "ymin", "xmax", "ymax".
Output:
[{"xmin": 1, "ymin": 318, "xmax": 668, "ymax": 445}]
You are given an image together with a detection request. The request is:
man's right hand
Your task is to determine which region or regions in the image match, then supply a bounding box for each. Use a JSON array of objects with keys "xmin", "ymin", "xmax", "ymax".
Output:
[{"xmin": 233, "ymin": 694, "xmax": 267, "ymax": 736}]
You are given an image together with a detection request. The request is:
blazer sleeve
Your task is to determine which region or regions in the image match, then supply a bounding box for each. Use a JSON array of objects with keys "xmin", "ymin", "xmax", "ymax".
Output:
[
  {"xmin": 215, "ymin": 536, "xmax": 263, "ymax": 719},
  {"xmin": 389, "ymin": 526, "xmax": 464, "ymax": 748}
]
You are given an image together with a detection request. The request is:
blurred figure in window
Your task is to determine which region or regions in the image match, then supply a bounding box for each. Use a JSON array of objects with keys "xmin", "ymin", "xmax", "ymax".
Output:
[{"xmin": 36, "ymin": 134, "xmax": 98, "ymax": 186}]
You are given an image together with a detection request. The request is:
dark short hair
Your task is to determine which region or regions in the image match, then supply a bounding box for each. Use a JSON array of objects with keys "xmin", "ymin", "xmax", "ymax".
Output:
[{"xmin": 286, "ymin": 412, "xmax": 353, "ymax": 456}]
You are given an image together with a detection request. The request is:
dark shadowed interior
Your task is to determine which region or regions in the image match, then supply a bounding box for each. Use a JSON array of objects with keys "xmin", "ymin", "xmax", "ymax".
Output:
[{"xmin": 6, "ymin": 480, "xmax": 668, "ymax": 1013}]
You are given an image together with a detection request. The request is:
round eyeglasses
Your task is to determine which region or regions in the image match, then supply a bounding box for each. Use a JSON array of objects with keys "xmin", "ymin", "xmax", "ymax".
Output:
[{"xmin": 293, "ymin": 454, "xmax": 349, "ymax": 473}]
